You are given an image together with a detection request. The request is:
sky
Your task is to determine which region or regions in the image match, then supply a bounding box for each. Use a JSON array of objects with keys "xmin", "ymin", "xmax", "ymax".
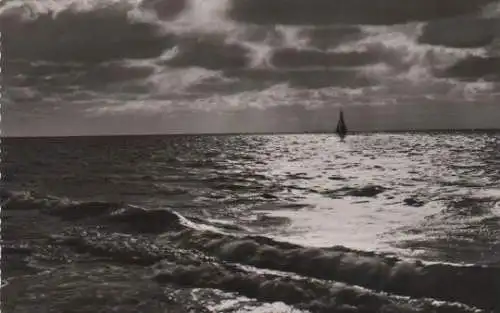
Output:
[
  {"xmin": 2, "ymin": 0, "xmax": 500, "ymax": 137},
  {"xmin": 3, "ymin": 99, "xmax": 500, "ymax": 137}
]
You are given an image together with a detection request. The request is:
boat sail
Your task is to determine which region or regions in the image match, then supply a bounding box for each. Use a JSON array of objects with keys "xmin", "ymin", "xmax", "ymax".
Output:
[{"xmin": 336, "ymin": 109, "xmax": 347, "ymax": 140}]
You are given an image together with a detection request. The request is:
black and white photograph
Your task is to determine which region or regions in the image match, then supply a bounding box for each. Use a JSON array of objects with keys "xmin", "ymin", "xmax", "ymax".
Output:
[{"xmin": 1, "ymin": 0, "xmax": 500, "ymax": 312}]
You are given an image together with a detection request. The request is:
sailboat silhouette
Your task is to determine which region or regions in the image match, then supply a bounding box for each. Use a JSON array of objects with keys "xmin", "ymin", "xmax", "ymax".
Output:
[{"xmin": 336, "ymin": 109, "xmax": 347, "ymax": 140}]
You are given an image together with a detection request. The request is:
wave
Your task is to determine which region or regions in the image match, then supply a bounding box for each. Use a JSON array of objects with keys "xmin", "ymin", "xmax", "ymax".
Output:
[
  {"xmin": 2, "ymin": 190, "xmax": 187, "ymax": 233},
  {"xmin": 154, "ymin": 260, "xmax": 481, "ymax": 313},
  {"xmin": 3, "ymin": 189, "xmax": 499, "ymax": 311},
  {"xmin": 168, "ymin": 229, "xmax": 499, "ymax": 311}
]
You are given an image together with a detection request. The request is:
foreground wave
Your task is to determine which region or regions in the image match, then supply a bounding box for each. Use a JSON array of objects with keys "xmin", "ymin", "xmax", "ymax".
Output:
[{"xmin": 2, "ymin": 189, "xmax": 498, "ymax": 312}]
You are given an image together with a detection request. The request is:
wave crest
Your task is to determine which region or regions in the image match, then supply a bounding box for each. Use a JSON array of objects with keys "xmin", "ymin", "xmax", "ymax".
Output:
[
  {"xmin": 4, "ymin": 189, "xmax": 499, "ymax": 311},
  {"xmin": 169, "ymin": 228, "xmax": 499, "ymax": 310}
]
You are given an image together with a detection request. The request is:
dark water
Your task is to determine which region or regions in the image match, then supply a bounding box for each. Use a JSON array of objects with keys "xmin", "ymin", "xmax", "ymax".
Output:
[
  {"xmin": 2, "ymin": 0, "xmax": 500, "ymax": 135},
  {"xmin": 2, "ymin": 133, "xmax": 500, "ymax": 312}
]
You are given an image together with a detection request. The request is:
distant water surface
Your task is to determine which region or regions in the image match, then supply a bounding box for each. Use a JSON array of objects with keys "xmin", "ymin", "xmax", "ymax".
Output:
[{"xmin": 2, "ymin": 133, "xmax": 500, "ymax": 313}]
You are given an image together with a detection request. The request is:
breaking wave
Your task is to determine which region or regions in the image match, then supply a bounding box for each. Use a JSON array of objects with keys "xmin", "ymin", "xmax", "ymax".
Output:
[{"xmin": 3, "ymin": 189, "xmax": 499, "ymax": 312}]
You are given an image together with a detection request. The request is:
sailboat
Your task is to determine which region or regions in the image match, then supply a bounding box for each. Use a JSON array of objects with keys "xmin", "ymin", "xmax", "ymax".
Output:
[{"xmin": 336, "ymin": 109, "xmax": 347, "ymax": 140}]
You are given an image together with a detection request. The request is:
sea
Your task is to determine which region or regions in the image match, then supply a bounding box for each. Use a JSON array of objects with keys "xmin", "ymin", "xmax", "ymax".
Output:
[
  {"xmin": 2, "ymin": 133, "xmax": 500, "ymax": 312},
  {"xmin": 2, "ymin": 0, "xmax": 500, "ymax": 312}
]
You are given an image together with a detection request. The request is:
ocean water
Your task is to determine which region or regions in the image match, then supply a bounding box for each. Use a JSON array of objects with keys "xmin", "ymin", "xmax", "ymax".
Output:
[
  {"xmin": 2, "ymin": 133, "xmax": 500, "ymax": 312},
  {"xmin": 2, "ymin": 0, "xmax": 500, "ymax": 311},
  {"xmin": 1, "ymin": 0, "xmax": 500, "ymax": 135}
]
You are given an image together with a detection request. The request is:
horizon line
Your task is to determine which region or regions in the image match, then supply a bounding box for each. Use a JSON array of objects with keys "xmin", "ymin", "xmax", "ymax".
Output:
[{"xmin": 2, "ymin": 128, "xmax": 500, "ymax": 139}]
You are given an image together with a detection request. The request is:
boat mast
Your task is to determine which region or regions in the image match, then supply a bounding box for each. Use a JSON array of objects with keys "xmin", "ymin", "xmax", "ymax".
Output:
[{"xmin": 336, "ymin": 109, "xmax": 347, "ymax": 139}]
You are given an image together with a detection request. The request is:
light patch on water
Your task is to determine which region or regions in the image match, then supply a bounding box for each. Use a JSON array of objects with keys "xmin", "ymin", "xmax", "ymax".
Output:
[
  {"xmin": 258, "ymin": 196, "xmax": 443, "ymax": 252},
  {"xmin": 174, "ymin": 211, "xmax": 229, "ymax": 234},
  {"xmin": 190, "ymin": 288, "xmax": 309, "ymax": 313},
  {"xmin": 494, "ymin": 201, "xmax": 500, "ymax": 215},
  {"xmin": 476, "ymin": 188, "xmax": 500, "ymax": 199},
  {"xmin": 234, "ymin": 302, "xmax": 309, "ymax": 313},
  {"xmin": 247, "ymin": 133, "xmax": 500, "ymax": 261},
  {"xmin": 210, "ymin": 298, "xmax": 309, "ymax": 313}
]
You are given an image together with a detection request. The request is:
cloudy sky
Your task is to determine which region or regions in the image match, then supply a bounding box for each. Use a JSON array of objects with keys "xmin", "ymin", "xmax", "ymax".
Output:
[{"xmin": 2, "ymin": 0, "xmax": 500, "ymax": 136}]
